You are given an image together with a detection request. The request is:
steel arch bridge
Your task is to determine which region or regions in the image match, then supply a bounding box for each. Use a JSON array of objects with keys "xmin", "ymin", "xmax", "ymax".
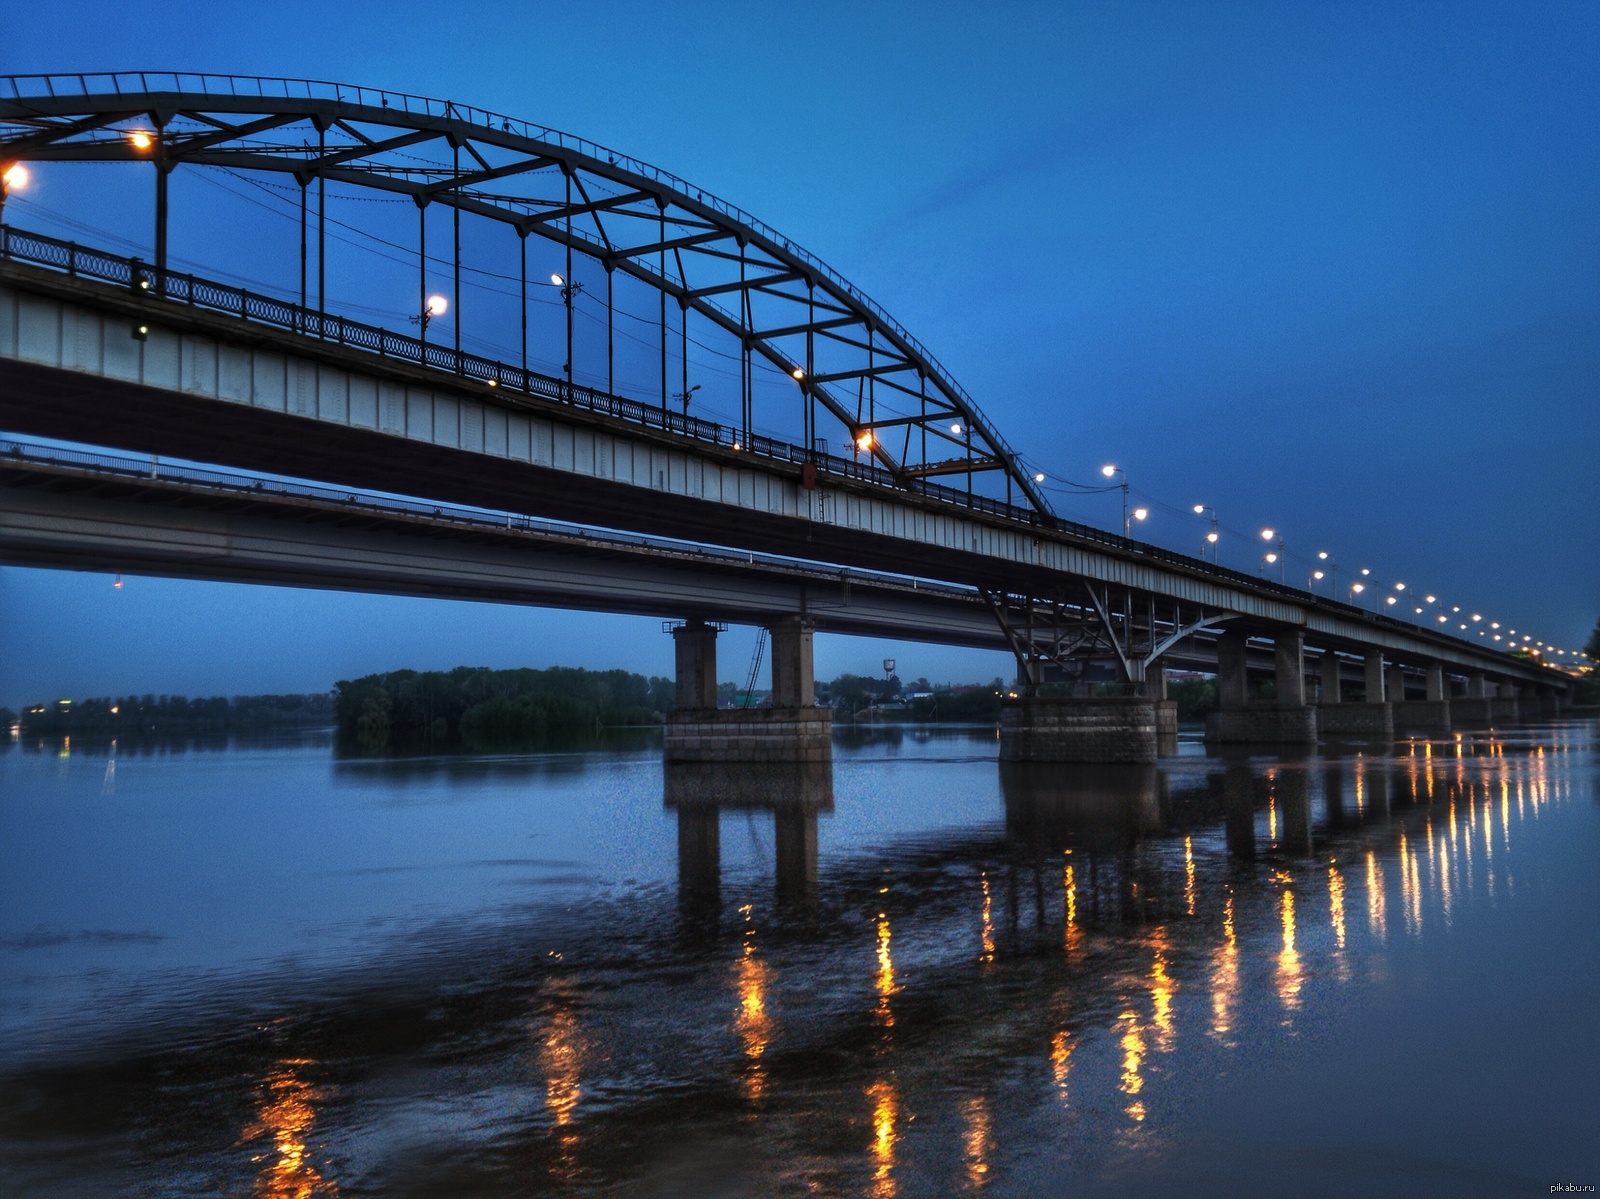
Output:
[{"xmin": 0, "ymin": 71, "xmax": 1050, "ymax": 515}]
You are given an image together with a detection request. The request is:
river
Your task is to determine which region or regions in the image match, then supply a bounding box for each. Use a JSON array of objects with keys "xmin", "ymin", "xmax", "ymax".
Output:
[{"xmin": 1, "ymin": 721, "xmax": 1595, "ymax": 1196}]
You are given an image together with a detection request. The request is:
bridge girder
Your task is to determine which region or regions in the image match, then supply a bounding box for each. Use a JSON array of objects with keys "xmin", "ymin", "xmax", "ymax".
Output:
[{"xmin": 0, "ymin": 72, "xmax": 1052, "ymax": 514}]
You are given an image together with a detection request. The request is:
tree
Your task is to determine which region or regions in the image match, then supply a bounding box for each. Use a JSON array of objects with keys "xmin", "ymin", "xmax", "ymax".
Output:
[{"xmin": 1584, "ymin": 617, "xmax": 1600, "ymax": 666}]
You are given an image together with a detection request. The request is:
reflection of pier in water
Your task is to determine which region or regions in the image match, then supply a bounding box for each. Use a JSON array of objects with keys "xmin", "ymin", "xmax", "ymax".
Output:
[{"xmin": 664, "ymin": 761, "xmax": 834, "ymax": 909}]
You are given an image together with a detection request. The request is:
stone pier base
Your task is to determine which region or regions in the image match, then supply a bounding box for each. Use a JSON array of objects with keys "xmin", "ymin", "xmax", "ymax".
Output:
[
  {"xmin": 1206, "ymin": 707, "xmax": 1319, "ymax": 745},
  {"xmin": 1000, "ymin": 696, "xmax": 1158, "ymax": 764},
  {"xmin": 1394, "ymin": 700, "xmax": 1451, "ymax": 736},
  {"xmin": 1452, "ymin": 697, "xmax": 1494, "ymax": 727},
  {"xmin": 1155, "ymin": 700, "xmax": 1178, "ymax": 757},
  {"xmin": 1317, "ymin": 702, "xmax": 1393, "ymax": 741},
  {"xmin": 664, "ymin": 708, "xmax": 832, "ymax": 764},
  {"xmin": 1490, "ymin": 698, "xmax": 1520, "ymax": 724}
]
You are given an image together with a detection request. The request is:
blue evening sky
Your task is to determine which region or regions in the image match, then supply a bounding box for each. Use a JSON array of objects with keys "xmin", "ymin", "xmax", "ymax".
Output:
[{"xmin": 2, "ymin": 1, "xmax": 1597, "ymax": 705}]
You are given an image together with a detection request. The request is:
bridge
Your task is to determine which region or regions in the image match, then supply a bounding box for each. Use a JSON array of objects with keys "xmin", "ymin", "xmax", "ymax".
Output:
[{"xmin": 0, "ymin": 73, "xmax": 1572, "ymax": 763}]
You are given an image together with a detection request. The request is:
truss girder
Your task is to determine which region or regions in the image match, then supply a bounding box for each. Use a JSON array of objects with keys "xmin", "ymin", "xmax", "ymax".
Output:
[
  {"xmin": 0, "ymin": 75, "xmax": 1049, "ymax": 514},
  {"xmin": 983, "ymin": 583, "xmax": 1231, "ymax": 692}
]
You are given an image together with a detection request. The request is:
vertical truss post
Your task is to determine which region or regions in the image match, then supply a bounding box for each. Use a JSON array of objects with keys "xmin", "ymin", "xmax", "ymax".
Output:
[
  {"xmin": 658, "ymin": 200, "xmax": 667, "ymax": 411},
  {"xmin": 606, "ymin": 262, "xmax": 615, "ymax": 394},
  {"xmin": 298, "ymin": 175, "xmax": 307, "ymax": 325},
  {"xmin": 564, "ymin": 169, "xmax": 574, "ymax": 388},
  {"xmin": 518, "ymin": 227, "xmax": 527, "ymax": 375},
  {"xmin": 739, "ymin": 238, "xmax": 750, "ymax": 446},
  {"xmin": 316, "ymin": 126, "xmax": 325, "ymax": 320},
  {"xmin": 680, "ymin": 294, "xmax": 688, "ymax": 412},
  {"xmin": 452, "ymin": 143, "xmax": 461, "ymax": 361},
  {"xmin": 416, "ymin": 199, "xmax": 427, "ymax": 348},
  {"xmin": 153, "ymin": 160, "xmax": 168, "ymax": 292},
  {"xmin": 805, "ymin": 279, "xmax": 815, "ymax": 455}
]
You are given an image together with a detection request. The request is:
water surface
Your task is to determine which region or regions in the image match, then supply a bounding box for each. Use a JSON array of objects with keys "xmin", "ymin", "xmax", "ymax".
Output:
[{"xmin": 1, "ymin": 722, "xmax": 1596, "ymax": 1196}]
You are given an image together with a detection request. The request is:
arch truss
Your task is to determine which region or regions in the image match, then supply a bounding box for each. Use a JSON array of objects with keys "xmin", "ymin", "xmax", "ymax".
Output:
[{"xmin": 0, "ymin": 72, "xmax": 1052, "ymax": 517}]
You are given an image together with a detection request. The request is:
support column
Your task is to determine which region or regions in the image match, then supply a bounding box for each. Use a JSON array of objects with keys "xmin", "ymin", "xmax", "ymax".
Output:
[
  {"xmin": 1453, "ymin": 671, "xmax": 1494, "ymax": 727},
  {"xmin": 664, "ymin": 618, "xmax": 830, "ymax": 763},
  {"xmin": 1396, "ymin": 660, "xmax": 1452, "ymax": 736},
  {"xmin": 1490, "ymin": 681, "xmax": 1519, "ymax": 725},
  {"xmin": 1321, "ymin": 651, "xmax": 1343, "ymax": 704},
  {"xmin": 1276, "ymin": 630, "xmax": 1307, "ymax": 708},
  {"xmin": 1150, "ymin": 655, "xmax": 1177, "ymax": 756},
  {"xmin": 769, "ymin": 617, "xmax": 815, "ymax": 708},
  {"xmin": 1426, "ymin": 663, "xmax": 1447, "ymax": 702},
  {"xmin": 1386, "ymin": 664, "xmax": 1407, "ymax": 703},
  {"xmin": 1322, "ymin": 649, "xmax": 1394, "ymax": 740},
  {"xmin": 1364, "ymin": 652, "xmax": 1386, "ymax": 702},
  {"xmin": 1216, "ymin": 628, "xmax": 1249, "ymax": 711},
  {"xmin": 1208, "ymin": 629, "xmax": 1316, "ymax": 744},
  {"xmin": 671, "ymin": 620, "xmax": 718, "ymax": 711}
]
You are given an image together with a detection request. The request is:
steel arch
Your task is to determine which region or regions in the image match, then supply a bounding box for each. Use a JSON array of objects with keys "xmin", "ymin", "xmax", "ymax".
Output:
[{"xmin": 0, "ymin": 72, "xmax": 1052, "ymax": 516}]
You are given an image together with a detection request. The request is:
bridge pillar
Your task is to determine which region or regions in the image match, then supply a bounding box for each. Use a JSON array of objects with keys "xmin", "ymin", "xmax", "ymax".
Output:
[
  {"xmin": 1320, "ymin": 651, "xmax": 1343, "ymax": 704},
  {"xmin": 1453, "ymin": 671, "xmax": 1494, "ymax": 727},
  {"xmin": 1207, "ymin": 629, "xmax": 1317, "ymax": 744},
  {"xmin": 672, "ymin": 619, "xmax": 719, "ymax": 711},
  {"xmin": 1364, "ymin": 652, "xmax": 1386, "ymax": 702},
  {"xmin": 769, "ymin": 616, "xmax": 815, "ymax": 708},
  {"xmin": 1426, "ymin": 663, "xmax": 1447, "ymax": 702},
  {"xmin": 1000, "ymin": 695, "xmax": 1159, "ymax": 763},
  {"xmin": 664, "ymin": 618, "xmax": 832, "ymax": 763},
  {"xmin": 1149, "ymin": 656, "xmax": 1178, "ymax": 756},
  {"xmin": 1320, "ymin": 648, "xmax": 1393, "ymax": 741},
  {"xmin": 1395, "ymin": 660, "xmax": 1452, "ymax": 736},
  {"xmin": 1490, "ymin": 681, "xmax": 1520, "ymax": 725},
  {"xmin": 1385, "ymin": 663, "xmax": 1408, "ymax": 702}
]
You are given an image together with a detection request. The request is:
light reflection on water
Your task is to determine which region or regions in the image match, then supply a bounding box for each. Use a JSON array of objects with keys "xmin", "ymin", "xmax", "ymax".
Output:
[{"xmin": 0, "ymin": 720, "xmax": 1595, "ymax": 1194}]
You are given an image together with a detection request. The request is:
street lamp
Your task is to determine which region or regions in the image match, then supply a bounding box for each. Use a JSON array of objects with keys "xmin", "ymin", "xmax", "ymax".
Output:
[
  {"xmin": 1315, "ymin": 551, "xmax": 1337, "ymax": 596},
  {"xmin": 410, "ymin": 293, "xmax": 448, "ymax": 343},
  {"xmin": 1101, "ymin": 464, "xmax": 1131, "ymax": 535},
  {"xmin": 551, "ymin": 272, "xmax": 584, "ymax": 387},
  {"xmin": 1193, "ymin": 504, "xmax": 1220, "ymax": 563},
  {"xmin": 1350, "ymin": 581, "xmax": 1367, "ymax": 608},
  {"xmin": 673, "ymin": 382, "xmax": 701, "ymax": 415},
  {"xmin": 1260, "ymin": 529, "xmax": 1285, "ymax": 582}
]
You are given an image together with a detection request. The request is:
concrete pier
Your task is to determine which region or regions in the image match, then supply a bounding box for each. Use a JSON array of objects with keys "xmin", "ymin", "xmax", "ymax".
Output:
[
  {"xmin": 1453, "ymin": 672, "xmax": 1494, "ymax": 726},
  {"xmin": 1394, "ymin": 700, "xmax": 1451, "ymax": 736},
  {"xmin": 1490, "ymin": 682, "xmax": 1520, "ymax": 725},
  {"xmin": 663, "ymin": 617, "xmax": 832, "ymax": 763},
  {"xmin": 1207, "ymin": 628, "xmax": 1318, "ymax": 744},
  {"xmin": 1000, "ymin": 695, "xmax": 1159, "ymax": 764},
  {"xmin": 1395, "ymin": 659, "xmax": 1451, "ymax": 735},
  {"xmin": 1318, "ymin": 701, "xmax": 1394, "ymax": 740}
]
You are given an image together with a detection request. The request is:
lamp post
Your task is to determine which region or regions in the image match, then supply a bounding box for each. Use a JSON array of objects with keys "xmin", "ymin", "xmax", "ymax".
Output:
[
  {"xmin": 410, "ymin": 293, "xmax": 448, "ymax": 345},
  {"xmin": 1193, "ymin": 504, "xmax": 1220, "ymax": 563},
  {"xmin": 673, "ymin": 382, "xmax": 701, "ymax": 416},
  {"xmin": 552, "ymin": 272, "xmax": 584, "ymax": 389},
  {"xmin": 1259, "ymin": 528, "xmax": 1285, "ymax": 582},
  {"xmin": 1101, "ymin": 465, "xmax": 1145, "ymax": 536},
  {"xmin": 1315, "ymin": 551, "xmax": 1336, "ymax": 596}
]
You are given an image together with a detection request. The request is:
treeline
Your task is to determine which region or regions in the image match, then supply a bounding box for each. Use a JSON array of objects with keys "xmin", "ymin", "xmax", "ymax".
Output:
[
  {"xmin": 334, "ymin": 665, "xmax": 673, "ymax": 752},
  {"xmin": 10, "ymin": 693, "xmax": 334, "ymax": 737}
]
